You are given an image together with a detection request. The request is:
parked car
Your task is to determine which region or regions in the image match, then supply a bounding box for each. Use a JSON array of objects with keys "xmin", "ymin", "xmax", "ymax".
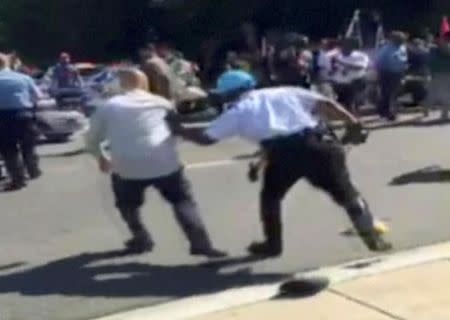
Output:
[{"xmin": 35, "ymin": 98, "xmax": 87, "ymax": 142}]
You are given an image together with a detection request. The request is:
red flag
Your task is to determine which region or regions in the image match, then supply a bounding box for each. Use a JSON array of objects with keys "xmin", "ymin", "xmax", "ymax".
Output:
[{"xmin": 440, "ymin": 16, "xmax": 450, "ymax": 42}]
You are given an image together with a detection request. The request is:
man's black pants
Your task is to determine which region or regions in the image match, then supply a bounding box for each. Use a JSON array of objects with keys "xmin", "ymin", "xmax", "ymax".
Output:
[
  {"xmin": 333, "ymin": 79, "xmax": 367, "ymax": 112},
  {"xmin": 378, "ymin": 71, "xmax": 403, "ymax": 118},
  {"xmin": 259, "ymin": 131, "xmax": 375, "ymax": 250},
  {"xmin": 0, "ymin": 111, "xmax": 40, "ymax": 185},
  {"xmin": 111, "ymin": 169, "xmax": 214, "ymax": 251}
]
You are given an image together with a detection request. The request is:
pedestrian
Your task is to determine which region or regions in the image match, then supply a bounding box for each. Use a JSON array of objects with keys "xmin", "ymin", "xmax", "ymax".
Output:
[
  {"xmin": 85, "ymin": 68, "xmax": 226, "ymax": 258},
  {"xmin": 375, "ymin": 31, "xmax": 409, "ymax": 120},
  {"xmin": 0, "ymin": 53, "xmax": 42, "ymax": 191},
  {"xmin": 139, "ymin": 43, "xmax": 176, "ymax": 101},
  {"xmin": 404, "ymin": 38, "xmax": 431, "ymax": 107},
  {"xmin": 329, "ymin": 38, "xmax": 370, "ymax": 113},
  {"xmin": 50, "ymin": 52, "xmax": 85, "ymax": 106},
  {"xmin": 171, "ymin": 70, "xmax": 392, "ymax": 257},
  {"xmin": 273, "ymin": 33, "xmax": 313, "ymax": 88}
]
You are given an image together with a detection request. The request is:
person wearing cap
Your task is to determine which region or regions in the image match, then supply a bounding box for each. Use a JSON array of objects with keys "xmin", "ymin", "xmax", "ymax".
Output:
[
  {"xmin": 375, "ymin": 31, "xmax": 409, "ymax": 120},
  {"xmin": 0, "ymin": 53, "xmax": 43, "ymax": 191},
  {"xmin": 85, "ymin": 68, "xmax": 226, "ymax": 258},
  {"xmin": 50, "ymin": 52, "xmax": 84, "ymax": 106},
  {"xmin": 171, "ymin": 69, "xmax": 393, "ymax": 257}
]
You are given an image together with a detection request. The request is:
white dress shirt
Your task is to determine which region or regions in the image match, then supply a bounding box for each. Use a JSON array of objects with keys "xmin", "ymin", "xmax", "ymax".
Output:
[
  {"xmin": 330, "ymin": 50, "xmax": 370, "ymax": 84},
  {"xmin": 85, "ymin": 89, "xmax": 181, "ymax": 179},
  {"xmin": 206, "ymin": 87, "xmax": 324, "ymax": 143}
]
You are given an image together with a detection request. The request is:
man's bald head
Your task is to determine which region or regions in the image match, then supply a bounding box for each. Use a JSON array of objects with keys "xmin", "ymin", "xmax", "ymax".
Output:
[
  {"xmin": 117, "ymin": 68, "xmax": 149, "ymax": 92},
  {"xmin": 0, "ymin": 53, "xmax": 9, "ymax": 69}
]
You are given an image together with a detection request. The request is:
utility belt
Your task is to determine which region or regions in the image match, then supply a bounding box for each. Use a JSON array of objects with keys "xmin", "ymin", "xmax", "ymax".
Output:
[
  {"xmin": 249, "ymin": 127, "xmax": 334, "ymax": 183},
  {"xmin": 261, "ymin": 125, "xmax": 337, "ymax": 150}
]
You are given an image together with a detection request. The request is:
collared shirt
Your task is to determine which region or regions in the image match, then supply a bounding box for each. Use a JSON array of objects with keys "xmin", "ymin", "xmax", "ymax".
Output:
[
  {"xmin": 205, "ymin": 87, "xmax": 322, "ymax": 143},
  {"xmin": 330, "ymin": 50, "xmax": 370, "ymax": 84},
  {"xmin": 85, "ymin": 89, "xmax": 181, "ymax": 180},
  {"xmin": 0, "ymin": 68, "xmax": 41, "ymax": 110},
  {"xmin": 376, "ymin": 43, "xmax": 408, "ymax": 73}
]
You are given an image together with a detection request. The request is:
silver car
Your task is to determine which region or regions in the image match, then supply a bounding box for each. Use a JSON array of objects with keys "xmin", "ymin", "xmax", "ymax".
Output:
[{"xmin": 35, "ymin": 98, "xmax": 87, "ymax": 142}]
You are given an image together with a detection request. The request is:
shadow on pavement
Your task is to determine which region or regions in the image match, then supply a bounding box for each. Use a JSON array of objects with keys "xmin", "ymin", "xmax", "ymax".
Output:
[
  {"xmin": 0, "ymin": 250, "xmax": 285, "ymax": 299},
  {"xmin": 233, "ymin": 151, "xmax": 261, "ymax": 161},
  {"xmin": 0, "ymin": 262, "xmax": 27, "ymax": 272},
  {"xmin": 41, "ymin": 149, "xmax": 86, "ymax": 158},
  {"xmin": 390, "ymin": 166, "xmax": 450, "ymax": 186},
  {"xmin": 368, "ymin": 116, "xmax": 450, "ymax": 132}
]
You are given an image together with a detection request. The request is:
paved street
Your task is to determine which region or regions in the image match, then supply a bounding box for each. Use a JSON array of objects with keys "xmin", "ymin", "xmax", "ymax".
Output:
[{"xmin": 1, "ymin": 114, "xmax": 450, "ymax": 320}]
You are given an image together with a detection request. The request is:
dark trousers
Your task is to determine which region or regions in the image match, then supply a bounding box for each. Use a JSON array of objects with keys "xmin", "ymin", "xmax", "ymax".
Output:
[
  {"xmin": 0, "ymin": 111, "xmax": 40, "ymax": 185},
  {"xmin": 378, "ymin": 71, "xmax": 403, "ymax": 117},
  {"xmin": 111, "ymin": 169, "xmax": 213, "ymax": 251},
  {"xmin": 259, "ymin": 131, "xmax": 376, "ymax": 249},
  {"xmin": 333, "ymin": 79, "xmax": 367, "ymax": 112}
]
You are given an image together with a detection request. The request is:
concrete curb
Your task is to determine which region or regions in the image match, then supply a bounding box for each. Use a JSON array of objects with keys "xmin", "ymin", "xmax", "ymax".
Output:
[{"xmin": 94, "ymin": 242, "xmax": 450, "ymax": 320}]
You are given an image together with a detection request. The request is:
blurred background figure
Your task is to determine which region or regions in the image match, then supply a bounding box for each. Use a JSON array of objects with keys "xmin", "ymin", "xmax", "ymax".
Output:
[
  {"xmin": 139, "ymin": 43, "xmax": 176, "ymax": 101},
  {"xmin": 402, "ymin": 38, "xmax": 431, "ymax": 108},
  {"xmin": 328, "ymin": 37, "xmax": 370, "ymax": 113},
  {"xmin": 50, "ymin": 52, "xmax": 85, "ymax": 107},
  {"xmin": 375, "ymin": 31, "xmax": 409, "ymax": 120},
  {"xmin": 0, "ymin": 53, "xmax": 42, "ymax": 191}
]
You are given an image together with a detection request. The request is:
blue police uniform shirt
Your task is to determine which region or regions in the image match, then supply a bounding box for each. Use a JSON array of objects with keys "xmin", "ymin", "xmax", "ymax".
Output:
[
  {"xmin": 0, "ymin": 69, "xmax": 40, "ymax": 110},
  {"xmin": 375, "ymin": 43, "xmax": 408, "ymax": 74}
]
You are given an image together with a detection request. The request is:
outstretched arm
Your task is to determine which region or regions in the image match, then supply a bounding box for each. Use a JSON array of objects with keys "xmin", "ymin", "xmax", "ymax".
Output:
[
  {"xmin": 166, "ymin": 112, "xmax": 217, "ymax": 146},
  {"xmin": 315, "ymin": 99, "xmax": 359, "ymax": 124},
  {"xmin": 167, "ymin": 105, "xmax": 242, "ymax": 146}
]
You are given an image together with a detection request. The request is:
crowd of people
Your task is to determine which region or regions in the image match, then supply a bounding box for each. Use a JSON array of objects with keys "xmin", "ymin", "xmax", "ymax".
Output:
[{"xmin": 0, "ymin": 26, "xmax": 439, "ymax": 259}]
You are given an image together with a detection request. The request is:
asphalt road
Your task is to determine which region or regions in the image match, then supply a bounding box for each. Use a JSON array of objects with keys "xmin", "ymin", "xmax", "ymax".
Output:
[{"xmin": 1, "ymin": 114, "xmax": 450, "ymax": 320}]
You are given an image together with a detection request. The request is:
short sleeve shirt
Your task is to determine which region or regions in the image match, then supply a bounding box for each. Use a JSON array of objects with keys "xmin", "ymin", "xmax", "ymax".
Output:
[{"xmin": 206, "ymin": 87, "xmax": 323, "ymax": 143}]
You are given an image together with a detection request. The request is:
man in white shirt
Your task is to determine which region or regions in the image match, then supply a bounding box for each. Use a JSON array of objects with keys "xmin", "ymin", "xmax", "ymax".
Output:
[
  {"xmin": 172, "ymin": 70, "xmax": 392, "ymax": 257},
  {"xmin": 329, "ymin": 38, "xmax": 370, "ymax": 113},
  {"xmin": 85, "ymin": 68, "xmax": 226, "ymax": 258},
  {"xmin": 317, "ymin": 38, "xmax": 340, "ymax": 83}
]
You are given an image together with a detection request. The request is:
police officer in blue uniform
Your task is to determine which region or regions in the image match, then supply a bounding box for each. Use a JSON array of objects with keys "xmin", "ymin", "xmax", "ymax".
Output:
[{"xmin": 0, "ymin": 53, "xmax": 42, "ymax": 191}]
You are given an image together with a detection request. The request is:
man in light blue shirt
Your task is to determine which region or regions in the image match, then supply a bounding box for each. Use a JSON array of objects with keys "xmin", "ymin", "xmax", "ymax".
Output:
[
  {"xmin": 375, "ymin": 31, "xmax": 408, "ymax": 120},
  {"xmin": 0, "ymin": 53, "xmax": 42, "ymax": 191}
]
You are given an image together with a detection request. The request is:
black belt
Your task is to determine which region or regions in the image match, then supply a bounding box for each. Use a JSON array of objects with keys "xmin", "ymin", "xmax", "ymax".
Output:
[{"xmin": 261, "ymin": 127, "xmax": 331, "ymax": 148}]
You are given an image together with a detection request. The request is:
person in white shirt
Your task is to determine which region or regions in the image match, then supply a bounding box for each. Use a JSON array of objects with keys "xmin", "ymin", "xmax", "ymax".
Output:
[
  {"xmin": 317, "ymin": 38, "xmax": 340, "ymax": 82},
  {"xmin": 85, "ymin": 68, "xmax": 226, "ymax": 258},
  {"xmin": 329, "ymin": 38, "xmax": 370, "ymax": 113},
  {"xmin": 172, "ymin": 70, "xmax": 392, "ymax": 257}
]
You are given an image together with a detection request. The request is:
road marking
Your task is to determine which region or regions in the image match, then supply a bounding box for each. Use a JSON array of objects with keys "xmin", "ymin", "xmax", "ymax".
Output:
[
  {"xmin": 94, "ymin": 241, "xmax": 450, "ymax": 320},
  {"xmin": 186, "ymin": 159, "xmax": 243, "ymax": 170}
]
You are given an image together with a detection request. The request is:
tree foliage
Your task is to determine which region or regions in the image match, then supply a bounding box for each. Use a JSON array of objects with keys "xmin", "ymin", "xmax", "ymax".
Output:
[{"xmin": 0, "ymin": 0, "xmax": 448, "ymax": 64}]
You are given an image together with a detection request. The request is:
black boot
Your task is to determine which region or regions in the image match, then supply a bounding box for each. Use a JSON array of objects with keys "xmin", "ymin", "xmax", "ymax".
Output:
[
  {"xmin": 124, "ymin": 236, "xmax": 154, "ymax": 254},
  {"xmin": 188, "ymin": 228, "xmax": 228, "ymax": 258},
  {"xmin": 120, "ymin": 208, "xmax": 154, "ymax": 254},
  {"xmin": 248, "ymin": 213, "xmax": 282, "ymax": 257},
  {"xmin": 3, "ymin": 154, "xmax": 26, "ymax": 189},
  {"xmin": 3, "ymin": 181, "xmax": 26, "ymax": 192},
  {"xmin": 347, "ymin": 198, "xmax": 393, "ymax": 252}
]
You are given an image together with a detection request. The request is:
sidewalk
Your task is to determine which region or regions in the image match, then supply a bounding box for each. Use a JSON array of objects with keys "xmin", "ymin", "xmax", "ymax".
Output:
[
  {"xmin": 193, "ymin": 244, "xmax": 450, "ymax": 320},
  {"xmin": 96, "ymin": 242, "xmax": 450, "ymax": 320}
]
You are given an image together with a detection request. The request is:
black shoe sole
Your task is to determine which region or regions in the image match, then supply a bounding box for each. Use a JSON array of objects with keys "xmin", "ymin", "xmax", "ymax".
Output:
[{"xmin": 3, "ymin": 184, "xmax": 26, "ymax": 192}]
